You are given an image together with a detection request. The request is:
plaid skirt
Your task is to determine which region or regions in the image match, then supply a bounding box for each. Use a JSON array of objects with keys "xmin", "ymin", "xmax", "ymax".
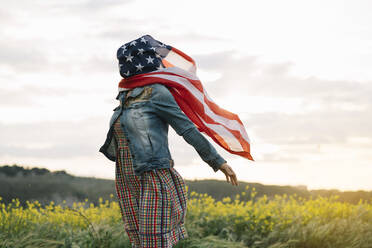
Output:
[{"xmin": 113, "ymin": 118, "xmax": 188, "ymax": 248}]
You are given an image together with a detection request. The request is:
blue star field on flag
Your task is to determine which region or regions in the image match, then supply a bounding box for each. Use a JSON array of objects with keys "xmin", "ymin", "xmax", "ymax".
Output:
[{"xmin": 117, "ymin": 35, "xmax": 172, "ymax": 78}]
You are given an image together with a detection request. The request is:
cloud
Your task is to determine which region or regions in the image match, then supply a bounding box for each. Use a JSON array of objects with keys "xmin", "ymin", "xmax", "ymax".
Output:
[
  {"xmin": 0, "ymin": 8, "xmax": 11, "ymax": 23},
  {"xmin": 76, "ymin": 0, "xmax": 134, "ymax": 10},
  {"xmin": 2, "ymin": 0, "xmax": 134, "ymax": 15},
  {"xmin": 0, "ymin": 143, "xmax": 95, "ymax": 158},
  {"xmin": 246, "ymin": 109, "xmax": 372, "ymax": 146},
  {"xmin": 0, "ymin": 33, "xmax": 118, "ymax": 75},
  {"xmin": 0, "ymin": 117, "xmax": 107, "ymax": 158},
  {"xmin": 0, "ymin": 0, "xmax": 135, "ymax": 75},
  {"xmin": 0, "ymin": 38, "xmax": 49, "ymax": 72},
  {"xmin": 260, "ymin": 152, "xmax": 300, "ymax": 163},
  {"xmin": 0, "ymin": 85, "xmax": 82, "ymax": 107},
  {"xmin": 0, "ymin": 1, "xmax": 228, "ymax": 77},
  {"xmin": 196, "ymin": 51, "xmax": 372, "ymax": 105}
]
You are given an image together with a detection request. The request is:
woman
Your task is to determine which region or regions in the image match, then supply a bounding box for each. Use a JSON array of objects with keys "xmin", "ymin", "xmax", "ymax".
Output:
[{"xmin": 100, "ymin": 35, "xmax": 252, "ymax": 248}]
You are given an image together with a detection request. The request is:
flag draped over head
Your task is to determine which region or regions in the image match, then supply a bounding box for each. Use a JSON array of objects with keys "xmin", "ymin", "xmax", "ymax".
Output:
[{"xmin": 117, "ymin": 35, "xmax": 253, "ymax": 161}]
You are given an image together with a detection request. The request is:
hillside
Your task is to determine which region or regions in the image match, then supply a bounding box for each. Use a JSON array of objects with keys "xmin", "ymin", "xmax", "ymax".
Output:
[{"xmin": 1, "ymin": 164, "xmax": 371, "ymax": 206}]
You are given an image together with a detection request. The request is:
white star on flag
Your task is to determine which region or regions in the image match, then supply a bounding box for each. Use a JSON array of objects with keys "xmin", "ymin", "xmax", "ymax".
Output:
[
  {"xmin": 130, "ymin": 41, "xmax": 137, "ymax": 46},
  {"xmin": 121, "ymin": 45, "xmax": 127, "ymax": 54},
  {"xmin": 125, "ymin": 54, "xmax": 134, "ymax": 62},
  {"xmin": 137, "ymin": 48, "xmax": 144, "ymax": 55},
  {"xmin": 124, "ymin": 70, "xmax": 130, "ymax": 76},
  {"xmin": 135, "ymin": 63, "xmax": 144, "ymax": 71},
  {"xmin": 145, "ymin": 56, "xmax": 154, "ymax": 64},
  {"xmin": 140, "ymin": 37, "xmax": 147, "ymax": 43}
]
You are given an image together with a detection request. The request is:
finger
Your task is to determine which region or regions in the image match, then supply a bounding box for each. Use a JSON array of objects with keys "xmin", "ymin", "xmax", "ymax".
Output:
[
  {"xmin": 229, "ymin": 175, "xmax": 235, "ymax": 186},
  {"xmin": 226, "ymin": 167, "xmax": 238, "ymax": 186},
  {"xmin": 232, "ymin": 178, "xmax": 238, "ymax": 186},
  {"xmin": 227, "ymin": 171, "xmax": 237, "ymax": 186},
  {"xmin": 232, "ymin": 174, "xmax": 238, "ymax": 186},
  {"xmin": 222, "ymin": 170, "xmax": 230, "ymax": 183},
  {"xmin": 225, "ymin": 173, "xmax": 230, "ymax": 183},
  {"xmin": 226, "ymin": 168, "xmax": 235, "ymax": 185}
]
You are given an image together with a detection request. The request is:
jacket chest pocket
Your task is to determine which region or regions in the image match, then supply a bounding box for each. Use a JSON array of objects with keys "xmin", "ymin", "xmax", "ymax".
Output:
[{"xmin": 122, "ymin": 86, "xmax": 153, "ymax": 108}]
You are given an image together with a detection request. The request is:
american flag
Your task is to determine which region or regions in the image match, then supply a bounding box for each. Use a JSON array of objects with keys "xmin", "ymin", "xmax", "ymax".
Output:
[{"xmin": 117, "ymin": 35, "xmax": 253, "ymax": 161}]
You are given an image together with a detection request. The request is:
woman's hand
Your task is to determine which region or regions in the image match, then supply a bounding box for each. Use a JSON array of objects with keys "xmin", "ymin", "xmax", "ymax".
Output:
[{"xmin": 219, "ymin": 163, "xmax": 238, "ymax": 186}]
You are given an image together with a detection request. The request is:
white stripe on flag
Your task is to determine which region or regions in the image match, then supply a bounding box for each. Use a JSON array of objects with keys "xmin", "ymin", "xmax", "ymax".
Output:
[
  {"xmin": 197, "ymin": 114, "xmax": 244, "ymax": 152},
  {"xmin": 203, "ymin": 90, "xmax": 251, "ymax": 143},
  {"xmin": 155, "ymin": 67, "xmax": 199, "ymax": 80},
  {"xmin": 165, "ymin": 51, "xmax": 196, "ymax": 73}
]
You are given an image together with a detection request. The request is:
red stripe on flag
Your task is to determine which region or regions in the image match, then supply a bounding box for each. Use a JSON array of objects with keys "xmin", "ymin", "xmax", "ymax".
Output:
[{"xmin": 162, "ymin": 59, "xmax": 174, "ymax": 68}]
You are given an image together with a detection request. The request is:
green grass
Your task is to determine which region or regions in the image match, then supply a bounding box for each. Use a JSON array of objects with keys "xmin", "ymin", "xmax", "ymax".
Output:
[{"xmin": 2, "ymin": 191, "xmax": 372, "ymax": 248}]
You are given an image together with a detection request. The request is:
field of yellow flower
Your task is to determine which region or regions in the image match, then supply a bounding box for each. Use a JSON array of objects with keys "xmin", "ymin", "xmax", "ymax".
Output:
[{"xmin": 1, "ymin": 186, "xmax": 372, "ymax": 248}]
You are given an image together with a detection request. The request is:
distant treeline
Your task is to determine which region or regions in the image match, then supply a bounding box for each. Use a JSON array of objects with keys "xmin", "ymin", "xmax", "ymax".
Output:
[
  {"xmin": 1, "ymin": 164, "xmax": 371, "ymax": 206},
  {"xmin": 0, "ymin": 164, "xmax": 70, "ymax": 177}
]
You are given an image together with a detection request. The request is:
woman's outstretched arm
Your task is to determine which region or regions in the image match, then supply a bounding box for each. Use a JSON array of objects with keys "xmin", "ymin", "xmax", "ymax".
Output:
[{"xmin": 150, "ymin": 84, "xmax": 238, "ymax": 186}]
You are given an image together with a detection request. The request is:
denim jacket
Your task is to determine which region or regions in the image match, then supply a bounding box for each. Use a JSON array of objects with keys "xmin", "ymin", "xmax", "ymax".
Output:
[{"xmin": 99, "ymin": 83, "xmax": 226, "ymax": 176}]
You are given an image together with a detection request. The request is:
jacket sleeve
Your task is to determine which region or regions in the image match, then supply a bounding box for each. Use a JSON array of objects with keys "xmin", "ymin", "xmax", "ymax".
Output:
[{"xmin": 150, "ymin": 84, "xmax": 226, "ymax": 172}]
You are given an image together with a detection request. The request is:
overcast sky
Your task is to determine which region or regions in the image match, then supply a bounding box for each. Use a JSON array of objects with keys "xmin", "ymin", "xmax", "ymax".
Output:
[{"xmin": 1, "ymin": 0, "xmax": 372, "ymax": 190}]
